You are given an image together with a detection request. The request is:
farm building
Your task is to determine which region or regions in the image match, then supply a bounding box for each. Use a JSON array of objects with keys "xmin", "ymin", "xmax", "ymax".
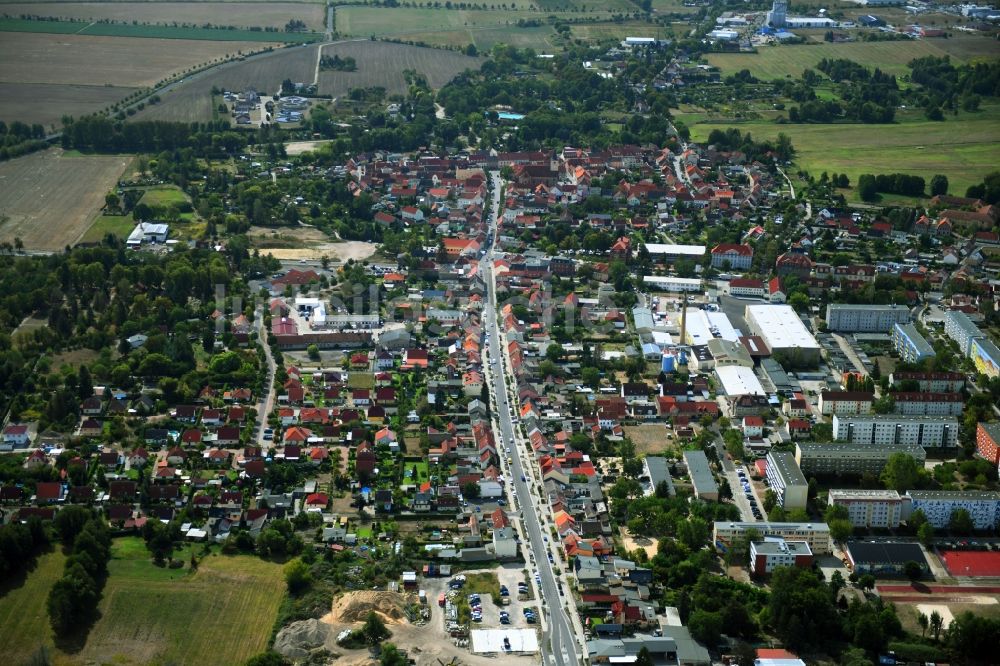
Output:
[{"xmin": 126, "ymin": 222, "xmax": 169, "ymax": 247}]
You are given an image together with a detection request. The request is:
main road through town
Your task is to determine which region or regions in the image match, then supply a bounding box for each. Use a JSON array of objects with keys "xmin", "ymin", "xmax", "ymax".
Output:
[{"xmin": 480, "ymin": 170, "xmax": 581, "ymax": 666}]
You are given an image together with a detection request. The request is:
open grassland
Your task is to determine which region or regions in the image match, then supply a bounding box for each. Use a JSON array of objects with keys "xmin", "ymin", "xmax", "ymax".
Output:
[
  {"xmin": 0, "ymin": 32, "xmax": 273, "ymax": 87},
  {"xmin": 318, "ymin": 41, "xmax": 482, "ymax": 97},
  {"xmin": 704, "ymin": 38, "xmax": 992, "ymax": 79},
  {"xmin": 75, "ymin": 539, "xmax": 286, "ymax": 665},
  {"xmin": 139, "ymin": 184, "xmax": 190, "ymax": 207},
  {"xmin": 135, "ymin": 43, "xmax": 318, "ymax": 122},
  {"xmin": 0, "ymin": 81, "xmax": 139, "ymax": 128},
  {"xmin": 0, "ymin": 149, "xmax": 132, "ymax": 250},
  {"xmin": 570, "ymin": 20, "xmax": 673, "ymax": 42},
  {"xmin": 682, "ymin": 104, "xmax": 1000, "ymax": 202},
  {"xmin": 0, "ymin": 16, "xmax": 321, "ymax": 40},
  {"xmin": 80, "ymin": 214, "xmax": 134, "ymax": 244},
  {"xmin": 0, "ymin": 2, "xmax": 326, "ymax": 31},
  {"xmin": 0, "ymin": 549, "xmax": 64, "ymax": 664}
]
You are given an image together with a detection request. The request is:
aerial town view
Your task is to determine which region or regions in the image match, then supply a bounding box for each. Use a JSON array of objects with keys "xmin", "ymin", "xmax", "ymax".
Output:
[{"xmin": 0, "ymin": 0, "xmax": 998, "ymax": 665}]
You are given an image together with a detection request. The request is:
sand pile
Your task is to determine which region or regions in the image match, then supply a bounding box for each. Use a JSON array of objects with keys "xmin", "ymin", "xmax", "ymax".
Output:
[
  {"xmin": 273, "ymin": 619, "xmax": 332, "ymax": 659},
  {"xmin": 326, "ymin": 590, "xmax": 408, "ymax": 625}
]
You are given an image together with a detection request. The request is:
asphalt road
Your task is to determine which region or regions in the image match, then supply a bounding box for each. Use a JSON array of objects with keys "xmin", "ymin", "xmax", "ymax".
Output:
[
  {"xmin": 481, "ymin": 171, "xmax": 580, "ymax": 666},
  {"xmin": 255, "ymin": 308, "xmax": 277, "ymax": 448}
]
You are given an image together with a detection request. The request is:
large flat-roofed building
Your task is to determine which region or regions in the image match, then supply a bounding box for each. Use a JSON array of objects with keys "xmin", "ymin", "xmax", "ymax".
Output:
[
  {"xmin": 828, "ymin": 489, "xmax": 905, "ymax": 528},
  {"xmin": 888, "ymin": 371, "xmax": 965, "ymax": 393},
  {"xmin": 715, "ymin": 365, "xmax": 766, "ymax": 397},
  {"xmin": 765, "ymin": 451, "xmax": 808, "ymax": 510},
  {"xmin": 683, "ymin": 450, "xmax": 718, "ymax": 501},
  {"xmin": 944, "ymin": 310, "xmax": 985, "ymax": 356},
  {"xmin": 713, "ymin": 521, "xmax": 831, "ymax": 555},
  {"xmin": 679, "ymin": 308, "xmax": 740, "ymax": 346},
  {"xmin": 750, "ymin": 538, "xmax": 813, "ymax": 577},
  {"xmin": 892, "ymin": 322, "xmax": 936, "ymax": 363},
  {"xmin": 795, "ymin": 442, "xmax": 926, "ymax": 476},
  {"xmin": 905, "ymin": 490, "xmax": 1000, "ymax": 530},
  {"xmin": 845, "ymin": 541, "xmax": 928, "ymax": 576},
  {"xmin": 642, "ymin": 275, "xmax": 703, "ymax": 293},
  {"xmin": 977, "ymin": 422, "xmax": 1000, "ymax": 466},
  {"xmin": 891, "ymin": 392, "xmax": 964, "ymax": 417},
  {"xmin": 744, "ymin": 304, "xmax": 821, "ymax": 366},
  {"xmin": 826, "ymin": 304, "xmax": 910, "ymax": 333},
  {"xmin": 644, "ymin": 243, "xmax": 706, "ymax": 260},
  {"xmin": 832, "ymin": 414, "xmax": 959, "ymax": 449}
]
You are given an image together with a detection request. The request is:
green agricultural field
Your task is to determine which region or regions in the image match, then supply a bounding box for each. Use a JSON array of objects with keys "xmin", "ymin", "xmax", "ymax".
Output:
[
  {"xmin": 81, "ymin": 538, "xmax": 286, "ymax": 665},
  {"xmin": 683, "ymin": 104, "xmax": 1000, "ymax": 202},
  {"xmin": 0, "ymin": 539, "xmax": 286, "ymax": 665},
  {"xmin": 570, "ymin": 20, "xmax": 673, "ymax": 43},
  {"xmin": 704, "ymin": 39, "xmax": 982, "ymax": 79},
  {"xmin": 337, "ymin": 6, "xmax": 606, "ymax": 38},
  {"xmin": 0, "ymin": 17, "xmax": 321, "ymax": 42},
  {"xmin": 81, "ymin": 214, "xmax": 135, "ymax": 244},
  {"xmin": 0, "ymin": 549, "xmax": 65, "ymax": 664}
]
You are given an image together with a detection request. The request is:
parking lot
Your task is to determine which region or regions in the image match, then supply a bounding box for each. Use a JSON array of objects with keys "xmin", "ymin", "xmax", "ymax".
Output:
[
  {"xmin": 722, "ymin": 458, "xmax": 766, "ymax": 522},
  {"xmin": 424, "ymin": 565, "xmax": 542, "ymax": 637}
]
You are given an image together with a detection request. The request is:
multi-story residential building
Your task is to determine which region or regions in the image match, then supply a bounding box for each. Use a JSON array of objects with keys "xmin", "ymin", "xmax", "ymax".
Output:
[
  {"xmin": 970, "ymin": 337, "xmax": 1000, "ymax": 379},
  {"xmin": 683, "ymin": 450, "xmax": 718, "ymax": 501},
  {"xmin": 944, "ymin": 310, "xmax": 986, "ymax": 356},
  {"xmin": 891, "ymin": 392, "xmax": 964, "ymax": 417},
  {"xmin": 888, "ymin": 371, "xmax": 965, "ymax": 393},
  {"xmin": 749, "ymin": 538, "xmax": 813, "ymax": 577},
  {"xmin": 795, "ymin": 442, "xmax": 926, "ymax": 476},
  {"xmin": 892, "ymin": 322, "xmax": 936, "ymax": 363},
  {"xmin": 710, "ymin": 243, "xmax": 753, "ymax": 270},
  {"xmin": 828, "ymin": 489, "xmax": 904, "ymax": 528},
  {"xmin": 728, "ymin": 278, "xmax": 766, "ymax": 298},
  {"xmin": 905, "ymin": 490, "xmax": 1000, "ymax": 530},
  {"xmin": 976, "ymin": 422, "xmax": 1000, "ymax": 466},
  {"xmin": 818, "ymin": 390, "xmax": 874, "ymax": 416},
  {"xmin": 832, "ymin": 414, "xmax": 959, "ymax": 449},
  {"xmin": 765, "ymin": 451, "xmax": 808, "ymax": 510},
  {"xmin": 713, "ymin": 521, "xmax": 832, "ymax": 555},
  {"xmin": 825, "ymin": 304, "xmax": 911, "ymax": 333}
]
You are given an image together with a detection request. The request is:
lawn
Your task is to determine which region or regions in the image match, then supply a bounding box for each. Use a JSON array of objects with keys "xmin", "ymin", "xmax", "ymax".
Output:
[
  {"xmin": 404, "ymin": 460, "xmax": 430, "ymax": 483},
  {"xmin": 704, "ymin": 39, "xmax": 977, "ymax": 80},
  {"xmin": 683, "ymin": 104, "xmax": 1000, "ymax": 201},
  {"xmin": 0, "ymin": 549, "xmax": 65, "ymax": 664},
  {"xmin": 0, "ymin": 17, "xmax": 320, "ymax": 42},
  {"xmin": 80, "ymin": 214, "xmax": 135, "ymax": 244},
  {"xmin": 139, "ymin": 185, "xmax": 190, "ymax": 207},
  {"xmin": 0, "ymin": 538, "xmax": 287, "ymax": 665}
]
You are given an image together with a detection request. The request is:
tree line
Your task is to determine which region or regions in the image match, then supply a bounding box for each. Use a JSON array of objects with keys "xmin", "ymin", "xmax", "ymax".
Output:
[
  {"xmin": 61, "ymin": 117, "xmax": 247, "ymax": 156},
  {"xmin": 0, "ymin": 119, "xmax": 49, "ymax": 161},
  {"xmin": 47, "ymin": 507, "xmax": 112, "ymax": 635}
]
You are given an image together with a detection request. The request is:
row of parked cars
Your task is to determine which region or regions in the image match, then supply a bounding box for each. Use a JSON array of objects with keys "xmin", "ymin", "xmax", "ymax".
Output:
[{"xmin": 737, "ymin": 469, "xmax": 763, "ymax": 520}]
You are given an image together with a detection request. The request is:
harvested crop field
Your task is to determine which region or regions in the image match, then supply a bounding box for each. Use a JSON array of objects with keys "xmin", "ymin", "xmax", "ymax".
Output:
[
  {"xmin": 0, "ymin": 32, "xmax": 272, "ymax": 88},
  {"xmin": 0, "ymin": 81, "xmax": 139, "ymax": 128},
  {"xmin": 135, "ymin": 43, "xmax": 318, "ymax": 122},
  {"xmin": 318, "ymin": 41, "xmax": 481, "ymax": 97},
  {"xmin": 0, "ymin": 2, "xmax": 326, "ymax": 31},
  {"xmin": 0, "ymin": 149, "xmax": 131, "ymax": 251}
]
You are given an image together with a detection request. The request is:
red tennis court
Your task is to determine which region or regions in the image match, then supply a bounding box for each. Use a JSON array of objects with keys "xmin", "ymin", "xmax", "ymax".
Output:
[{"xmin": 940, "ymin": 550, "xmax": 1000, "ymax": 577}]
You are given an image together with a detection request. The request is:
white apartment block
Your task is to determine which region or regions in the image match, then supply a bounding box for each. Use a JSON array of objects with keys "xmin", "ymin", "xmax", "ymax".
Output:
[
  {"xmin": 944, "ymin": 310, "xmax": 985, "ymax": 356},
  {"xmin": 713, "ymin": 521, "xmax": 832, "ymax": 555},
  {"xmin": 828, "ymin": 489, "xmax": 904, "ymax": 529},
  {"xmin": 832, "ymin": 414, "xmax": 959, "ymax": 449},
  {"xmin": 826, "ymin": 304, "xmax": 910, "ymax": 333},
  {"xmin": 888, "ymin": 371, "xmax": 965, "ymax": 393},
  {"xmin": 819, "ymin": 390, "xmax": 873, "ymax": 416},
  {"xmin": 766, "ymin": 451, "xmax": 808, "ymax": 510},
  {"xmin": 891, "ymin": 392, "xmax": 964, "ymax": 417},
  {"xmin": 905, "ymin": 491, "xmax": 1000, "ymax": 530}
]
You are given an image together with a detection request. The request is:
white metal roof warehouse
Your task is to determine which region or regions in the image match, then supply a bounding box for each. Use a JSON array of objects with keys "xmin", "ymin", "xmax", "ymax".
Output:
[
  {"xmin": 470, "ymin": 629, "xmax": 539, "ymax": 654},
  {"xmin": 643, "ymin": 275, "xmax": 703, "ymax": 292},
  {"xmin": 715, "ymin": 366, "xmax": 766, "ymax": 396},
  {"xmin": 745, "ymin": 304, "xmax": 820, "ymax": 352}
]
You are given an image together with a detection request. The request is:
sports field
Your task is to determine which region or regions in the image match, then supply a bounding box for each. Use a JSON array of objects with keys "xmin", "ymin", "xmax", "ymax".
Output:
[
  {"xmin": 941, "ymin": 550, "xmax": 1000, "ymax": 577},
  {"xmin": 0, "ymin": 2, "xmax": 327, "ymax": 31},
  {"xmin": 705, "ymin": 37, "xmax": 1000, "ymax": 79},
  {"xmin": 682, "ymin": 104, "xmax": 1000, "ymax": 201},
  {"xmin": 0, "ymin": 149, "xmax": 133, "ymax": 251}
]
